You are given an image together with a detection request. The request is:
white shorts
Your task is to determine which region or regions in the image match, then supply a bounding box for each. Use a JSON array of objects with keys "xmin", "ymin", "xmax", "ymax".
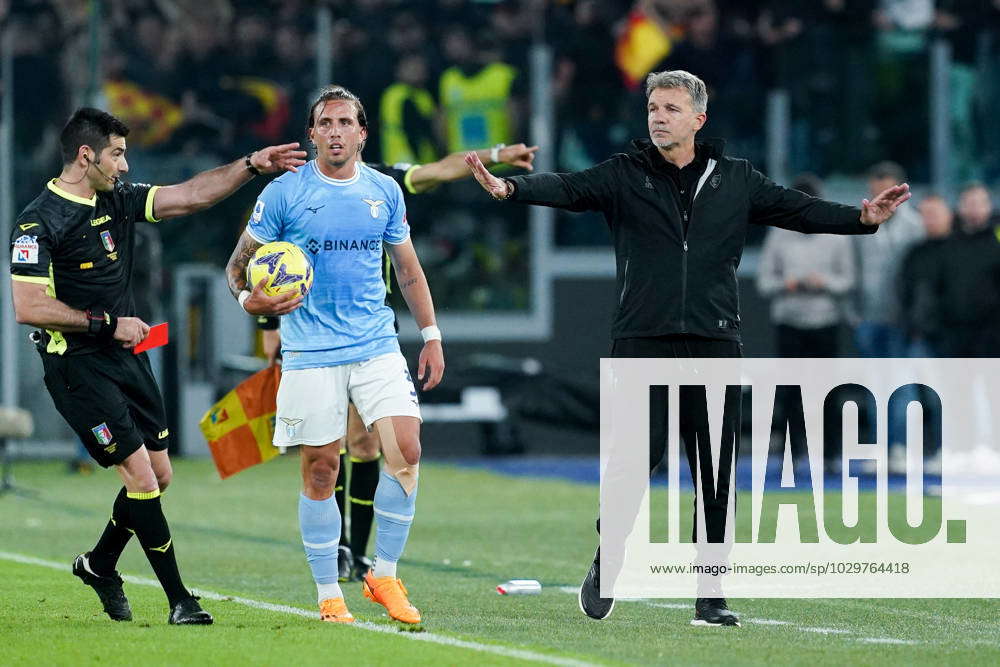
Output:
[{"xmin": 274, "ymin": 352, "xmax": 421, "ymax": 447}]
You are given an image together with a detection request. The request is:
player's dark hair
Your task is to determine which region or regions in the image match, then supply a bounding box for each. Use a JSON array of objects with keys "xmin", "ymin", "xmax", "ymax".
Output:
[
  {"xmin": 306, "ymin": 85, "xmax": 368, "ymax": 137},
  {"xmin": 60, "ymin": 108, "xmax": 129, "ymax": 165}
]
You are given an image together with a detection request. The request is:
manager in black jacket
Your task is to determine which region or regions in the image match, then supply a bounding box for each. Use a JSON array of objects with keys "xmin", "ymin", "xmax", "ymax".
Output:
[{"xmin": 466, "ymin": 70, "xmax": 911, "ymax": 626}]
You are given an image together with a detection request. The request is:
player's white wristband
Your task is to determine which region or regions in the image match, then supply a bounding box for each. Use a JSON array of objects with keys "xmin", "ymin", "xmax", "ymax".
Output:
[
  {"xmin": 490, "ymin": 143, "xmax": 505, "ymax": 164},
  {"xmin": 420, "ymin": 325, "xmax": 442, "ymax": 343},
  {"xmin": 238, "ymin": 290, "xmax": 252, "ymax": 312}
]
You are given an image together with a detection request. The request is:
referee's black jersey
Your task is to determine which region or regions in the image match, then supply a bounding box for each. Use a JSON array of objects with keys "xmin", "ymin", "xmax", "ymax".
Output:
[
  {"xmin": 367, "ymin": 162, "xmax": 420, "ymax": 291},
  {"xmin": 9, "ymin": 178, "xmax": 160, "ymax": 356},
  {"xmin": 367, "ymin": 161, "xmax": 420, "ymax": 196}
]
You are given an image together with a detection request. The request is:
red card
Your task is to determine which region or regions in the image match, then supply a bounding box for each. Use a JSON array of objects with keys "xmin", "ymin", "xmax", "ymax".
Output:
[{"xmin": 133, "ymin": 322, "xmax": 169, "ymax": 354}]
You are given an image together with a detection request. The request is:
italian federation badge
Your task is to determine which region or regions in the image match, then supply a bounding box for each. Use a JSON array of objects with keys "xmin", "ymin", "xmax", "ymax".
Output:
[
  {"xmin": 91, "ymin": 422, "xmax": 113, "ymax": 445},
  {"xmin": 100, "ymin": 230, "xmax": 115, "ymax": 252}
]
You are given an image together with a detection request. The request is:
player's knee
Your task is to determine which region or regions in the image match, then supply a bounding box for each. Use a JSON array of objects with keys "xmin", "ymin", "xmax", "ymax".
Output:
[
  {"xmin": 129, "ymin": 468, "xmax": 159, "ymax": 494},
  {"xmin": 396, "ymin": 434, "xmax": 421, "ymax": 466},
  {"xmin": 118, "ymin": 453, "xmax": 158, "ymax": 492},
  {"xmin": 349, "ymin": 430, "xmax": 380, "ymax": 461},
  {"xmin": 306, "ymin": 458, "xmax": 338, "ymax": 491},
  {"xmin": 156, "ymin": 468, "xmax": 172, "ymax": 491}
]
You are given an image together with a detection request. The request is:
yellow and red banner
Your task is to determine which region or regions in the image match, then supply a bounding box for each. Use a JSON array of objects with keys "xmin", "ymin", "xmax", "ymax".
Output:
[
  {"xmin": 103, "ymin": 80, "xmax": 184, "ymax": 148},
  {"xmin": 615, "ymin": 9, "xmax": 681, "ymax": 90},
  {"xmin": 199, "ymin": 365, "xmax": 281, "ymax": 479}
]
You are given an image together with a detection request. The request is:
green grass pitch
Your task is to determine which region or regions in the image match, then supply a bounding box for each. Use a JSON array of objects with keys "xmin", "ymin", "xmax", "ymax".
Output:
[{"xmin": 1, "ymin": 456, "xmax": 998, "ymax": 665}]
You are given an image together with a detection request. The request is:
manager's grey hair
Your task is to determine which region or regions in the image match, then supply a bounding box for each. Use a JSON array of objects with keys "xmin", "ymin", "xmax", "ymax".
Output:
[{"xmin": 645, "ymin": 70, "xmax": 708, "ymax": 113}]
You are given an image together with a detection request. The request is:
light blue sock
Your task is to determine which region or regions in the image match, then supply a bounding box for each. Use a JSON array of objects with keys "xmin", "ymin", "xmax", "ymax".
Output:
[
  {"xmin": 374, "ymin": 471, "xmax": 417, "ymax": 567},
  {"xmin": 298, "ymin": 494, "xmax": 342, "ymax": 593}
]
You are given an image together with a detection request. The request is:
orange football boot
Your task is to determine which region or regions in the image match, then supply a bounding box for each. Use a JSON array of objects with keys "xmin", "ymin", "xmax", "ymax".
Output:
[
  {"xmin": 362, "ymin": 571, "xmax": 422, "ymax": 624},
  {"xmin": 319, "ymin": 597, "xmax": 355, "ymax": 623}
]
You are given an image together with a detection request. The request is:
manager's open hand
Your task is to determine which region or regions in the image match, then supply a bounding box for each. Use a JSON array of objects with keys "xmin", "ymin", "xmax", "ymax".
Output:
[
  {"xmin": 860, "ymin": 182, "xmax": 911, "ymax": 226},
  {"xmin": 249, "ymin": 142, "xmax": 308, "ymax": 175},
  {"xmin": 465, "ymin": 152, "xmax": 512, "ymax": 199}
]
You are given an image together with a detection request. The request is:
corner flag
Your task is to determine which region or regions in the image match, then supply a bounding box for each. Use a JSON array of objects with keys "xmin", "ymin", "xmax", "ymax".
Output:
[{"xmin": 199, "ymin": 365, "xmax": 281, "ymax": 479}]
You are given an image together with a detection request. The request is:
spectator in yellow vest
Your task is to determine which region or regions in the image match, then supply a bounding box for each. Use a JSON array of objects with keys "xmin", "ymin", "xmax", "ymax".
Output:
[
  {"xmin": 437, "ymin": 27, "xmax": 522, "ymax": 154},
  {"xmin": 380, "ymin": 54, "xmax": 439, "ymax": 166}
]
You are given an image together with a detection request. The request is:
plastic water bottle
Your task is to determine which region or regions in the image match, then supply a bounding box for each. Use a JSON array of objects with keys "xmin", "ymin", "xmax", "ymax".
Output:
[{"xmin": 496, "ymin": 579, "xmax": 541, "ymax": 595}]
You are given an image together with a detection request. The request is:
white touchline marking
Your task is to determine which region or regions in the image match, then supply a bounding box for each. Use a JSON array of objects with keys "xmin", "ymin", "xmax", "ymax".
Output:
[
  {"xmin": 557, "ymin": 586, "xmax": 921, "ymax": 645},
  {"xmin": 798, "ymin": 627, "xmax": 853, "ymax": 635},
  {"xmin": 2, "ymin": 552, "xmax": 594, "ymax": 667},
  {"xmin": 745, "ymin": 619, "xmax": 791, "ymax": 626}
]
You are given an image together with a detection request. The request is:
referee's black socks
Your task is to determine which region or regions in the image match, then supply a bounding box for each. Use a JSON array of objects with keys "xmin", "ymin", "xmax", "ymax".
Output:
[
  {"xmin": 89, "ymin": 487, "xmax": 133, "ymax": 576},
  {"xmin": 349, "ymin": 455, "xmax": 380, "ymax": 557},
  {"xmin": 125, "ymin": 489, "xmax": 190, "ymax": 606},
  {"xmin": 335, "ymin": 451, "xmax": 350, "ymax": 548}
]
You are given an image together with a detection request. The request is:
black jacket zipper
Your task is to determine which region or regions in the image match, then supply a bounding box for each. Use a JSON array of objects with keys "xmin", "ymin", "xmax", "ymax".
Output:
[{"xmin": 660, "ymin": 174, "xmax": 693, "ymax": 333}]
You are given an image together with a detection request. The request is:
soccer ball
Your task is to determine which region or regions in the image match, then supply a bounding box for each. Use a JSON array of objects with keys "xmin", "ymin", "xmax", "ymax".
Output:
[{"xmin": 247, "ymin": 241, "xmax": 314, "ymax": 297}]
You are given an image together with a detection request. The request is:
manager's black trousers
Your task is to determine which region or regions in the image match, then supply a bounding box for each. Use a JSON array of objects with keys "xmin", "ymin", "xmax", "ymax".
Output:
[{"xmin": 610, "ymin": 334, "xmax": 742, "ymax": 544}]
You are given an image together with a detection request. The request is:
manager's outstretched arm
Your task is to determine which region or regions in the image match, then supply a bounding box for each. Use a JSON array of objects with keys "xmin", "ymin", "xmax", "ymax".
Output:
[
  {"xmin": 386, "ymin": 238, "xmax": 444, "ymax": 391},
  {"xmin": 464, "ymin": 151, "xmax": 611, "ymax": 212},
  {"xmin": 151, "ymin": 143, "xmax": 307, "ymax": 220}
]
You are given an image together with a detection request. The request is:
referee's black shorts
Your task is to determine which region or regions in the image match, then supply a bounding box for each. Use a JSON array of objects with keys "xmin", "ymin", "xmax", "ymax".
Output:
[{"xmin": 40, "ymin": 345, "xmax": 169, "ymax": 468}]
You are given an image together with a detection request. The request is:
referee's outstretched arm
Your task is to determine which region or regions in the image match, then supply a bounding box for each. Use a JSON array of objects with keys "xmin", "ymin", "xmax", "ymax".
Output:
[{"xmin": 150, "ymin": 143, "xmax": 306, "ymax": 220}]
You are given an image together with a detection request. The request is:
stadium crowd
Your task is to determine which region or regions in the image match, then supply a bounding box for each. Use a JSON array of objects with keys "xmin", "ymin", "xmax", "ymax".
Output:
[{"xmin": 5, "ymin": 0, "xmax": 1000, "ymax": 318}]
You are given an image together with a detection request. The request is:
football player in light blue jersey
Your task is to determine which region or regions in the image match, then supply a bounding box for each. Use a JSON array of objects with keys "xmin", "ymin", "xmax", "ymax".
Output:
[{"xmin": 226, "ymin": 86, "xmax": 444, "ymax": 625}]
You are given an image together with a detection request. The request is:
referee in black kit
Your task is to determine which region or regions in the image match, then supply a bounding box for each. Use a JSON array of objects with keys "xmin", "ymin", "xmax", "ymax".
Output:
[
  {"xmin": 467, "ymin": 70, "xmax": 911, "ymax": 626},
  {"xmin": 9, "ymin": 108, "xmax": 305, "ymax": 624}
]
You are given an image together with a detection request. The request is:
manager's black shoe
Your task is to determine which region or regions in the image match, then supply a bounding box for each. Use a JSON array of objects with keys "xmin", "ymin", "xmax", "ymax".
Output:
[
  {"xmin": 168, "ymin": 596, "xmax": 213, "ymax": 625},
  {"xmin": 692, "ymin": 598, "xmax": 740, "ymax": 627},
  {"xmin": 352, "ymin": 554, "xmax": 373, "ymax": 582},
  {"xmin": 72, "ymin": 553, "xmax": 132, "ymax": 621},
  {"xmin": 337, "ymin": 545, "xmax": 353, "ymax": 582},
  {"xmin": 578, "ymin": 548, "xmax": 615, "ymax": 620}
]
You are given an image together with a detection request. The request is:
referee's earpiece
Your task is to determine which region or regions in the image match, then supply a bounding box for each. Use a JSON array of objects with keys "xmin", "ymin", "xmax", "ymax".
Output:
[{"xmin": 83, "ymin": 150, "xmax": 115, "ymax": 183}]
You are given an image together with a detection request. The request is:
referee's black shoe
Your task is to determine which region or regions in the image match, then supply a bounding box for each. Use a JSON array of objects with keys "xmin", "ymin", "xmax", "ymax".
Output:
[
  {"xmin": 578, "ymin": 547, "xmax": 615, "ymax": 620},
  {"xmin": 337, "ymin": 544, "xmax": 353, "ymax": 582},
  {"xmin": 169, "ymin": 596, "xmax": 213, "ymax": 625},
  {"xmin": 692, "ymin": 597, "xmax": 740, "ymax": 627},
  {"xmin": 352, "ymin": 554, "xmax": 373, "ymax": 582},
  {"xmin": 72, "ymin": 553, "xmax": 132, "ymax": 621}
]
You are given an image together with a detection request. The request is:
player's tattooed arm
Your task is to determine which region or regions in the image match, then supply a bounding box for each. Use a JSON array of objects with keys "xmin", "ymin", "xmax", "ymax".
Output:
[
  {"xmin": 226, "ymin": 231, "xmax": 303, "ymax": 316},
  {"xmin": 226, "ymin": 231, "xmax": 263, "ymax": 299},
  {"xmin": 387, "ymin": 238, "xmax": 444, "ymax": 390}
]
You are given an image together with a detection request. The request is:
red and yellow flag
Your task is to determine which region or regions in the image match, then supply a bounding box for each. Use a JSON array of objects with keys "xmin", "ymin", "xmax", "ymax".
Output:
[
  {"xmin": 199, "ymin": 365, "xmax": 281, "ymax": 479},
  {"xmin": 615, "ymin": 8, "xmax": 680, "ymax": 90},
  {"xmin": 103, "ymin": 80, "xmax": 184, "ymax": 148}
]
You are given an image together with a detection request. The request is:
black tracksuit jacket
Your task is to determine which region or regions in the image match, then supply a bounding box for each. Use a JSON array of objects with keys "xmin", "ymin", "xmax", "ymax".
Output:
[{"xmin": 507, "ymin": 138, "xmax": 876, "ymax": 342}]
